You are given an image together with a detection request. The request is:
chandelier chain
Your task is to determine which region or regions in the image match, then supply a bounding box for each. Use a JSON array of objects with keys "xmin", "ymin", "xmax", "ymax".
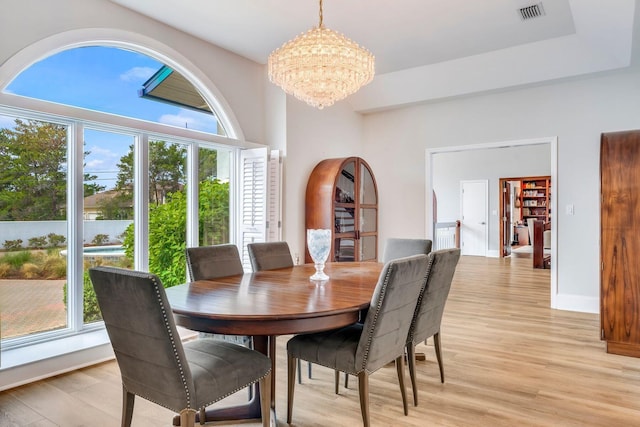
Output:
[{"xmin": 319, "ymin": 0, "xmax": 323, "ymax": 27}]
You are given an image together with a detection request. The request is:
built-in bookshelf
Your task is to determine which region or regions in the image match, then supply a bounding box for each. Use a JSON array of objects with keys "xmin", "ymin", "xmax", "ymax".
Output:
[{"xmin": 518, "ymin": 176, "xmax": 551, "ymax": 225}]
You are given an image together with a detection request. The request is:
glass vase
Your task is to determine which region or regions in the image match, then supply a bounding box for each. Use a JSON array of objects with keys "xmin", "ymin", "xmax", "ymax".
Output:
[{"xmin": 307, "ymin": 229, "xmax": 331, "ymax": 281}]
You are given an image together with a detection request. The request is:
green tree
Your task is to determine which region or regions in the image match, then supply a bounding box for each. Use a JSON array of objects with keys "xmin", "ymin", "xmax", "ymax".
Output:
[
  {"xmin": 115, "ymin": 141, "xmax": 186, "ymax": 207},
  {"xmin": 0, "ymin": 118, "xmax": 103, "ymax": 220},
  {"xmin": 199, "ymin": 178, "xmax": 229, "ymax": 246},
  {"xmin": 121, "ymin": 179, "xmax": 229, "ymax": 287},
  {"xmin": 97, "ymin": 192, "xmax": 134, "ymax": 220},
  {"xmin": 0, "ymin": 119, "xmax": 67, "ymax": 220},
  {"xmin": 198, "ymin": 148, "xmax": 218, "ymax": 181},
  {"xmin": 83, "ymin": 174, "xmax": 105, "ymax": 197}
]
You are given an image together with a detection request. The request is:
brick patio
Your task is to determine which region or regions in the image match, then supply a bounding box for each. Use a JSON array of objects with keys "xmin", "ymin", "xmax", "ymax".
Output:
[{"xmin": 0, "ymin": 279, "xmax": 67, "ymax": 339}]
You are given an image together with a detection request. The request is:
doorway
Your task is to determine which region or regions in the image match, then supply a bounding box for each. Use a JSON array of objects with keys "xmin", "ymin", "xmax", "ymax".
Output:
[
  {"xmin": 460, "ymin": 180, "xmax": 488, "ymax": 256},
  {"xmin": 426, "ymin": 137, "xmax": 558, "ymax": 308}
]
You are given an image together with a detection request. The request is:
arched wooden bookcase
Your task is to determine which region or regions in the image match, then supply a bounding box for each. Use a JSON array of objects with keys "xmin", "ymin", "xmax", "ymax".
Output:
[{"xmin": 305, "ymin": 157, "xmax": 378, "ymax": 263}]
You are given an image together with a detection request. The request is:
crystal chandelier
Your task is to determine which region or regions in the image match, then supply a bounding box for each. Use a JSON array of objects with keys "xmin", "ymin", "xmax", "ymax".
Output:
[{"xmin": 267, "ymin": 0, "xmax": 375, "ymax": 109}]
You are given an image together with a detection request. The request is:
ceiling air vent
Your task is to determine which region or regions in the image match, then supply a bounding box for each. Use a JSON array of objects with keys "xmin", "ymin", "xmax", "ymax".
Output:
[{"xmin": 519, "ymin": 3, "xmax": 545, "ymax": 20}]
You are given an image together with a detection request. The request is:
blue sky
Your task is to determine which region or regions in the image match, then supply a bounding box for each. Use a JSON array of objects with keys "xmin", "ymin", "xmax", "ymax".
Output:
[{"xmin": 3, "ymin": 46, "xmax": 220, "ymax": 190}]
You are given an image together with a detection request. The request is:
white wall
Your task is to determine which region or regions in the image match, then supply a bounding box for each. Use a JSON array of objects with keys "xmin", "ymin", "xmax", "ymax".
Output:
[
  {"xmin": 363, "ymin": 68, "xmax": 640, "ymax": 313},
  {"xmin": 283, "ymin": 99, "xmax": 364, "ymax": 261},
  {"xmin": 0, "ymin": 0, "xmax": 265, "ymax": 143},
  {"xmin": 433, "ymin": 145, "xmax": 551, "ymax": 254}
]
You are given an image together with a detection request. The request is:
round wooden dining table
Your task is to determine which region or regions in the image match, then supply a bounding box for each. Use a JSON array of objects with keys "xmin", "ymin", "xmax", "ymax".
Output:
[{"xmin": 165, "ymin": 261, "xmax": 383, "ymax": 424}]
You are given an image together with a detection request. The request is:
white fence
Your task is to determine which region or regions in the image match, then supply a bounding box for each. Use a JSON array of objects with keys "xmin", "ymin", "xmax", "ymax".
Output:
[{"xmin": 0, "ymin": 220, "xmax": 132, "ymax": 248}]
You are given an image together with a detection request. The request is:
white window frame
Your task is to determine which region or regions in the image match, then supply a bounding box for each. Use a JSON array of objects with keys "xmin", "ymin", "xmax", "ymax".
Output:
[{"xmin": 0, "ymin": 98, "xmax": 268, "ymax": 388}]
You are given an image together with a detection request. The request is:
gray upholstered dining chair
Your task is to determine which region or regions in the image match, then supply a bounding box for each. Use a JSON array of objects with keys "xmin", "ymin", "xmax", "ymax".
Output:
[
  {"xmin": 286, "ymin": 254, "xmax": 431, "ymax": 427},
  {"xmin": 340, "ymin": 237, "xmax": 433, "ymax": 390},
  {"xmin": 186, "ymin": 243, "xmax": 244, "ymax": 281},
  {"xmin": 382, "ymin": 238, "xmax": 432, "ymax": 263},
  {"xmin": 88, "ymin": 266, "xmax": 272, "ymax": 427},
  {"xmin": 185, "ymin": 244, "xmax": 251, "ymax": 346},
  {"xmin": 247, "ymin": 241, "xmax": 312, "ymax": 382},
  {"xmin": 247, "ymin": 241, "xmax": 294, "ymax": 271},
  {"xmin": 406, "ymin": 248, "xmax": 460, "ymax": 406}
]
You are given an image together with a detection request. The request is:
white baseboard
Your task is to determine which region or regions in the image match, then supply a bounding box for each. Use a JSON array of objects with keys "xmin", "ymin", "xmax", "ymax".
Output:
[
  {"xmin": 487, "ymin": 249, "xmax": 500, "ymax": 258},
  {"xmin": 553, "ymin": 293, "xmax": 599, "ymax": 314}
]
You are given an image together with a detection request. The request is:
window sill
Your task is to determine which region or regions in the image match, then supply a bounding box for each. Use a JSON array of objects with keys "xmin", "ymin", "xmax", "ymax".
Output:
[
  {"xmin": 0, "ymin": 326, "xmax": 198, "ymax": 391},
  {"xmin": 0, "ymin": 329, "xmax": 113, "ymax": 391},
  {"xmin": 1, "ymin": 329, "xmax": 110, "ymax": 369}
]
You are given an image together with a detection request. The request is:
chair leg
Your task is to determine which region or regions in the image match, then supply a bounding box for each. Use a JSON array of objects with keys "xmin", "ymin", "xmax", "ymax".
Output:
[
  {"xmin": 268, "ymin": 336, "xmax": 276, "ymax": 410},
  {"xmin": 297, "ymin": 359, "xmax": 302, "ymax": 384},
  {"xmin": 334, "ymin": 369, "xmax": 340, "ymax": 394},
  {"xmin": 122, "ymin": 385, "xmax": 135, "ymax": 427},
  {"xmin": 395, "ymin": 355, "xmax": 408, "ymax": 416},
  {"xmin": 308, "ymin": 361, "xmax": 313, "ymax": 379},
  {"xmin": 335, "ymin": 371, "xmax": 350, "ymax": 391},
  {"xmin": 260, "ymin": 372, "xmax": 272, "ymax": 427},
  {"xmin": 199, "ymin": 408, "xmax": 206, "ymax": 425},
  {"xmin": 287, "ymin": 355, "xmax": 297, "ymax": 424},
  {"xmin": 357, "ymin": 371, "xmax": 370, "ymax": 427},
  {"xmin": 179, "ymin": 408, "xmax": 196, "ymax": 427},
  {"xmin": 407, "ymin": 343, "xmax": 419, "ymax": 406},
  {"xmin": 434, "ymin": 332, "xmax": 445, "ymax": 383}
]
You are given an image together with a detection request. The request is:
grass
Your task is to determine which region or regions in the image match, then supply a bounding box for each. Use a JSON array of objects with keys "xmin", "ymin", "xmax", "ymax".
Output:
[{"xmin": 0, "ymin": 249, "xmax": 67, "ymax": 279}]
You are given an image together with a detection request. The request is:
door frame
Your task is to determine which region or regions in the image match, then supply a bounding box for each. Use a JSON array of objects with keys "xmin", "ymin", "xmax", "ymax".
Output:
[
  {"xmin": 499, "ymin": 179, "xmax": 512, "ymax": 257},
  {"xmin": 460, "ymin": 179, "xmax": 489, "ymax": 256},
  {"xmin": 425, "ymin": 136, "xmax": 558, "ymax": 309}
]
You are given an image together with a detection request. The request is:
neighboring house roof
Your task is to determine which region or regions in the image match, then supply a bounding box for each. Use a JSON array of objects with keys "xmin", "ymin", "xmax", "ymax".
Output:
[{"xmin": 83, "ymin": 190, "xmax": 131, "ymax": 210}]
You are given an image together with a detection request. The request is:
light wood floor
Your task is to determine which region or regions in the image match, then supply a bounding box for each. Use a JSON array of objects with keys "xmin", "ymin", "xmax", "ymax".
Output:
[{"xmin": 3, "ymin": 255, "xmax": 640, "ymax": 426}]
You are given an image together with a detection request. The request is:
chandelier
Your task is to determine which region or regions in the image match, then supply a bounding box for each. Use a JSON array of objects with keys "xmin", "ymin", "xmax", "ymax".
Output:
[{"xmin": 267, "ymin": 0, "xmax": 375, "ymax": 109}]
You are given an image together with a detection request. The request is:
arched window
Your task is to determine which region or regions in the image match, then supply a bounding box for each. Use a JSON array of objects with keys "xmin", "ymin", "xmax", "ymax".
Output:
[
  {"xmin": 0, "ymin": 45, "xmax": 269, "ymax": 359},
  {"xmin": 7, "ymin": 46, "xmax": 226, "ymax": 135}
]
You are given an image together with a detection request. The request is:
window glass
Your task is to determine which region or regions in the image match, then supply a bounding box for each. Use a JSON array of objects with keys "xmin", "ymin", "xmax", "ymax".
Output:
[
  {"xmin": 336, "ymin": 161, "xmax": 355, "ymax": 203},
  {"xmin": 199, "ymin": 146, "xmax": 231, "ymax": 246},
  {"xmin": 0, "ymin": 115, "xmax": 69, "ymax": 339},
  {"xmin": 360, "ymin": 164, "xmax": 377, "ymax": 204},
  {"xmin": 6, "ymin": 46, "xmax": 225, "ymax": 135},
  {"xmin": 145, "ymin": 139, "xmax": 188, "ymax": 287},
  {"xmin": 82, "ymin": 129, "xmax": 135, "ymax": 324}
]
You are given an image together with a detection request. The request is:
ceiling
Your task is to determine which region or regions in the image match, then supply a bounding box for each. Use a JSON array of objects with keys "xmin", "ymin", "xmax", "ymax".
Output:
[{"xmin": 110, "ymin": 0, "xmax": 637, "ymax": 112}]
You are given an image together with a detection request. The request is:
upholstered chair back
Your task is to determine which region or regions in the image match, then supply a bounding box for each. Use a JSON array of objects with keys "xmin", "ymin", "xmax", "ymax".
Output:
[
  {"xmin": 247, "ymin": 241, "xmax": 294, "ymax": 271},
  {"xmin": 356, "ymin": 254, "xmax": 431, "ymax": 373},
  {"xmin": 382, "ymin": 238, "xmax": 433, "ymax": 263},
  {"xmin": 89, "ymin": 266, "xmax": 195, "ymax": 410},
  {"xmin": 408, "ymin": 248, "xmax": 460, "ymax": 346},
  {"xmin": 186, "ymin": 244, "xmax": 244, "ymax": 281}
]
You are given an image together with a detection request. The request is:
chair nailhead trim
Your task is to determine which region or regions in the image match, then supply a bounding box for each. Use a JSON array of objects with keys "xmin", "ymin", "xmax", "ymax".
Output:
[
  {"xmin": 361, "ymin": 263, "xmax": 395, "ymax": 370},
  {"xmin": 407, "ymin": 256, "xmax": 435, "ymax": 343},
  {"xmin": 150, "ymin": 275, "xmax": 192, "ymax": 408}
]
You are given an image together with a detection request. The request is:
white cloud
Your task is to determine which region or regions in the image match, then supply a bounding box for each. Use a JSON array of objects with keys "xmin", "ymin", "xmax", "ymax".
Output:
[
  {"xmin": 0, "ymin": 115, "xmax": 16, "ymax": 129},
  {"xmin": 119, "ymin": 66, "xmax": 157, "ymax": 82},
  {"xmin": 158, "ymin": 108, "xmax": 218, "ymax": 133},
  {"xmin": 158, "ymin": 110, "xmax": 202, "ymax": 129},
  {"xmin": 85, "ymin": 158, "xmax": 107, "ymax": 169},
  {"xmin": 85, "ymin": 145, "xmax": 121, "ymax": 172}
]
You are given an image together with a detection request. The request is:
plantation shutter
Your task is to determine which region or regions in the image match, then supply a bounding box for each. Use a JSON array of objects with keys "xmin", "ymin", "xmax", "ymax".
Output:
[
  {"xmin": 266, "ymin": 150, "xmax": 282, "ymax": 242},
  {"xmin": 239, "ymin": 147, "xmax": 268, "ymax": 270},
  {"xmin": 238, "ymin": 147, "xmax": 283, "ymax": 270}
]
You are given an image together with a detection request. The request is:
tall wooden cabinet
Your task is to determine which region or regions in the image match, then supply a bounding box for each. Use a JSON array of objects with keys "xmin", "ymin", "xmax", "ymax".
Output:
[
  {"xmin": 601, "ymin": 130, "xmax": 640, "ymax": 357},
  {"xmin": 305, "ymin": 157, "xmax": 378, "ymax": 263}
]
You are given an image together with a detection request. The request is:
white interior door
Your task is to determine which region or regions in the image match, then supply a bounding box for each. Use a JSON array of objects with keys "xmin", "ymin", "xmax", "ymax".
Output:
[{"xmin": 460, "ymin": 180, "xmax": 488, "ymax": 256}]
